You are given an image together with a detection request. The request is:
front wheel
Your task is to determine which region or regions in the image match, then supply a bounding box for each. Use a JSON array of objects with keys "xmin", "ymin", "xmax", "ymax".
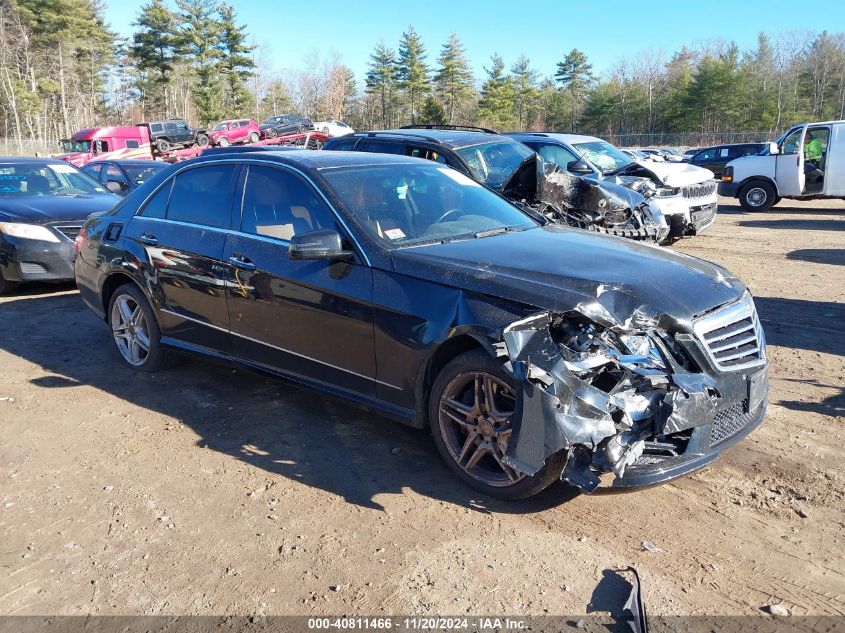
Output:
[
  {"xmin": 108, "ymin": 284, "xmax": 167, "ymax": 372},
  {"xmin": 218, "ymin": 137, "xmax": 230, "ymax": 147},
  {"xmin": 0, "ymin": 270, "xmax": 18, "ymax": 295},
  {"xmin": 249, "ymin": 131, "xmax": 259, "ymax": 143},
  {"xmin": 429, "ymin": 350, "xmax": 566, "ymax": 500},
  {"xmin": 195, "ymin": 133, "xmax": 209, "ymax": 146},
  {"xmin": 155, "ymin": 138, "xmax": 171, "ymax": 154},
  {"xmin": 739, "ymin": 181, "xmax": 776, "ymax": 211}
]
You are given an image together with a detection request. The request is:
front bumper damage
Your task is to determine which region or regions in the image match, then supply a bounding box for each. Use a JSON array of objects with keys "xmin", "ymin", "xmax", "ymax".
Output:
[{"xmin": 497, "ymin": 294, "xmax": 768, "ymax": 492}]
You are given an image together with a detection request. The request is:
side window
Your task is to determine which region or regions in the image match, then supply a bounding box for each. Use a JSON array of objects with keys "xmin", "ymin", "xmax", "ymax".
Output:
[
  {"xmin": 240, "ymin": 165, "xmax": 337, "ymax": 241},
  {"xmin": 150, "ymin": 123, "xmax": 162, "ymax": 134},
  {"xmin": 719, "ymin": 147, "xmax": 731, "ymax": 158},
  {"xmin": 125, "ymin": 140, "xmax": 140, "ymax": 149},
  {"xmin": 93, "ymin": 140, "xmax": 109, "ymax": 153},
  {"xmin": 104, "ymin": 164, "xmax": 128, "ymax": 185},
  {"xmin": 781, "ymin": 128, "xmax": 803, "ymax": 155},
  {"xmin": 239, "ymin": 121, "xmax": 249, "ymax": 127},
  {"xmin": 531, "ymin": 142, "xmax": 579, "ymax": 168},
  {"xmin": 327, "ymin": 137, "xmax": 357, "ymax": 151},
  {"xmin": 357, "ymin": 140, "xmax": 405, "ymax": 155},
  {"xmin": 407, "ymin": 146, "xmax": 447, "ymax": 164},
  {"xmin": 137, "ymin": 179, "xmax": 173, "ymax": 218},
  {"xmin": 83, "ymin": 164, "xmax": 102, "ymax": 180},
  {"xmin": 166, "ymin": 165, "xmax": 239, "ymax": 228},
  {"xmin": 694, "ymin": 148, "xmax": 716, "ymax": 161}
]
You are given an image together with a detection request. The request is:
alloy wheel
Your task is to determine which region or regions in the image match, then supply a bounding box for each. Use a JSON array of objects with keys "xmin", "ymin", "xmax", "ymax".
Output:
[
  {"xmin": 438, "ymin": 372, "xmax": 525, "ymax": 487},
  {"xmin": 110, "ymin": 294, "xmax": 151, "ymax": 367}
]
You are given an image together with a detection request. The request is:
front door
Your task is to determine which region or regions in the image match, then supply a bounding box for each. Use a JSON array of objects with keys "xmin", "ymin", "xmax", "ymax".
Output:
[
  {"xmin": 775, "ymin": 126, "xmax": 805, "ymax": 196},
  {"xmin": 223, "ymin": 163, "xmax": 376, "ymax": 396},
  {"xmin": 125, "ymin": 163, "xmax": 240, "ymax": 353}
]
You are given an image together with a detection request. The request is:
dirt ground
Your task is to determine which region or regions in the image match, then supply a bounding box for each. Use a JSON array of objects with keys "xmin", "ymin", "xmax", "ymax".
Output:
[{"xmin": 0, "ymin": 197, "xmax": 843, "ymax": 618}]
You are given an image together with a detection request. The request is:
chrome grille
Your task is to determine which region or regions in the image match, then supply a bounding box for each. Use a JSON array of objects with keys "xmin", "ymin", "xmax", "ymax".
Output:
[
  {"xmin": 52, "ymin": 225, "xmax": 83, "ymax": 241},
  {"xmin": 711, "ymin": 399, "xmax": 754, "ymax": 446},
  {"xmin": 682, "ymin": 181, "xmax": 716, "ymax": 198},
  {"xmin": 693, "ymin": 293, "xmax": 765, "ymax": 371}
]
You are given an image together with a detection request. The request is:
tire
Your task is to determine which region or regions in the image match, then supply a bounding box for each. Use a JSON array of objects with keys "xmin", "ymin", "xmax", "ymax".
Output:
[
  {"xmin": 249, "ymin": 131, "xmax": 259, "ymax": 143},
  {"xmin": 428, "ymin": 350, "xmax": 567, "ymax": 500},
  {"xmin": 321, "ymin": 126, "xmax": 329, "ymax": 135},
  {"xmin": 266, "ymin": 128, "xmax": 277, "ymax": 139},
  {"xmin": 155, "ymin": 138, "xmax": 171, "ymax": 154},
  {"xmin": 195, "ymin": 133, "xmax": 209, "ymax": 147},
  {"xmin": 107, "ymin": 283, "xmax": 167, "ymax": 372},
  {"xmin": 739, "ymin": 180, "xmax": 776, "ymax": 211},
  {"xmin": 0, "ymin": 270, "xmax": 19, "ymax": 295},
  {"xmin": 218, "ymin": 137, "xmax": 230, "ymax": 148}
]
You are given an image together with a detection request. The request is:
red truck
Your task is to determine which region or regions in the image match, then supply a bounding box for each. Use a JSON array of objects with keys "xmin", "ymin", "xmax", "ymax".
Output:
[{"xmin": 56, "ymin": 125, "xmax": 329, "ymax": 166}]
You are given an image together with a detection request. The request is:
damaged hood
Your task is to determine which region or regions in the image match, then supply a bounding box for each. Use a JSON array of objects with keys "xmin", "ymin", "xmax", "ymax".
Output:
[
  {"xmin": 391, "ymin": 225, "xmax": 744, "ymax": 322},
  {"xmin": 615, "ymin": 160, "xmax": 714, "ymax": 187}
]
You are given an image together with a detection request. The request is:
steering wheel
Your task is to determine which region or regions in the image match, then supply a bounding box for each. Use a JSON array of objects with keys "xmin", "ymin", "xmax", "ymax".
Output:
[{"xmin": 434, "ymin": 209, "xmax": 463, "ymax": 224}]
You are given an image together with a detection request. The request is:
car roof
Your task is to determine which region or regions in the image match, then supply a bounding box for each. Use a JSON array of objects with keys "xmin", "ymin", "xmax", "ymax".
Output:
[
  {"xmin": 192, "ymin": 149, "xmax": 430, "ymax": 170},
  {"xmin": 0, "ymin": 156, "xmax": 67, "ymax": 164},
  {"xmin": 349, "ymin": 128, "xmax": 506, "ymax": 149},
  {"xmin": 506, "ymin": 132, "xmax": 603, "ymax": 145},
  {"xmin": 89, "ymin": 159, "xmax": 167, "ymax": 166}
]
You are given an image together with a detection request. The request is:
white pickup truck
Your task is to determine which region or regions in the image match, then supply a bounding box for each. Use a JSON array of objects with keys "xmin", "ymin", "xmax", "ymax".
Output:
[
  {"xmin": 508, "ymin": 132, "xmax": 719, "ymax": 243},
  {"xmin": 718, "ymin": 120, "xmax": 844, "ymax": 210}
]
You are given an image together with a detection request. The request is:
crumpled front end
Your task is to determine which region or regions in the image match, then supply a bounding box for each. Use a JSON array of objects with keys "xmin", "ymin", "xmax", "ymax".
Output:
[
  {"xmin": 497, "ymin": 290, "xmax": 768, "ymax": 492},
  {"xmin": 536, "ymin": 164, "xmax": 669, "ymax": 243}
]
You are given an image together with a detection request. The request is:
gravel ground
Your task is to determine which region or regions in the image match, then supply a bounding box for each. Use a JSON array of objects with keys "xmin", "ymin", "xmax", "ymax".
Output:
[{"xmin": 0, "ymin": 196, "xmax": 843, "ymax": 617}]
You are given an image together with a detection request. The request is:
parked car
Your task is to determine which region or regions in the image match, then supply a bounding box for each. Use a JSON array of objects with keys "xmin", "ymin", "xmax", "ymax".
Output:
[
  {"xmin": 259, "ymin": 114, "xmax": 313, "ymax": 138},
  {"xmin": 82, "ymin": 159, "xmax": 171, "ymax": 196},
  {"xmin": 75, "ymin": 149, "xmax": 768, "ymax": 499},
  {"xmin": 325, "ymin": 126, "xmax": 667, "ymax": 242},
  {"xmin": 209, "ymin": 119, "xmax": 261, "ymax": 147},
  {"xmin": 686, "ymin": 143, "xmax": 767, "ymax": 179},
  {"xmin": 719, "ymin": 120, "xmax": 844, "ymax": 210},
  {"xmin": 659, "ymin": 148, "xmax": 686, "ymax": 162},
  {"xmin": 507, "ymin": 132, "xmax": 719, "ymax": 243},
  {"xmin": 0, "ymin": 157, "xmax": 119, "ymax": 293},
  {"xmin": 143, "ymin": 119, "xmax": 208, "ymax": 154},
  {"xmin": 312, "ymin": 119, "xmax": 354, "ymax": 137},
  {"xmin": 635, "ymin": 149, "xmax": 666, "ymax": 162},
  {"xmin": 683, "ymin": 148, "xmax": 700, "ymax": 159}
]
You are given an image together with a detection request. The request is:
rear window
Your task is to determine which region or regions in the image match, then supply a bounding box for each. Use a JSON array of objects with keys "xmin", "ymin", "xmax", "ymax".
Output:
[{"xmin": 166, "ymin": 165, "xmax": 239, "ymax": 228}]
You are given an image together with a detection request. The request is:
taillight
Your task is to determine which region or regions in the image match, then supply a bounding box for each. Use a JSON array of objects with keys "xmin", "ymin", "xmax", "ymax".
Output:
[{"xmin": 75, "ymin": 226, "xmax": 87, "ymax": 253}]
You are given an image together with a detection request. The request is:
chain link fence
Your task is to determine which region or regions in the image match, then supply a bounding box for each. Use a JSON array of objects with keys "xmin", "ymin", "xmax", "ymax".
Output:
[
  {"xmin": 0, "ymin": 138, "xmax": 57, "ymax": 156},
  {"xmin": 579, "ymin": 131, "xmax": 779, "ymax": 149}
]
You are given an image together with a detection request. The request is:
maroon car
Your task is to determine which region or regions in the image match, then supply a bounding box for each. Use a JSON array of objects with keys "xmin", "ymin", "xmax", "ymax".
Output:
[{"xmin": 208, "ymin": 119, "xmax": 260, "ymax": 147}]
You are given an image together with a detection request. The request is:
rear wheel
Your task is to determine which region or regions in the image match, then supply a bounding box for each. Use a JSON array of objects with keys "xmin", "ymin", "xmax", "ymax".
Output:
[
  {"xmin": 429, "ymin": 350, "xmax": 566, "ymax": 500},
  {"xmin": 108, "ymin": 284, "xmax": 167, "ymax": 372},
  {"xmin": 155, "ymin": 138, "xmax": 171, "ymax": 153},
  {"xmin": 249, "ymin": 131, "xmax": 259, "ymax": 143},
  {"xmin": 218, "ymin": 137, "xmax": 231, "ymax": 148},
  {"xmin": 739, "ymin": 180, "xmax": 776, "ymax": 211}
]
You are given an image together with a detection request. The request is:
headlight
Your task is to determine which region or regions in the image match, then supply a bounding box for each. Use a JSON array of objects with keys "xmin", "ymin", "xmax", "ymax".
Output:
[
  {"xmin": 0, "ymin": 222, "xmax": 60, "ymax": 242},
  {"xmin": 653, "ymin": 187, "xmax": 680, "ymax": 198}
]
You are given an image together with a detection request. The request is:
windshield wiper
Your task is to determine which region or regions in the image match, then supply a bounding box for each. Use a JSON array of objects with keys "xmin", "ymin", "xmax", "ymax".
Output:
[{"xmin": 475, "ymin": 226, "xmax": 517, "ymax": 238}]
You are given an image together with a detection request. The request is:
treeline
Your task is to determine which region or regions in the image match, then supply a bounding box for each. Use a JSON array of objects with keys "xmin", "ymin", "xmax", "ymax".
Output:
[{"xmin": 1, "ymin": 0, "xmax": 844, "ymax": 152}]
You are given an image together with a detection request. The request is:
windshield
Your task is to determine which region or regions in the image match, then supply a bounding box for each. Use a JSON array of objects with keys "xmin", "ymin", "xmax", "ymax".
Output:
[
  {"xmin": 212, "ymin": 123, "xmax": 227, "ymax": 131},
  {"xmin": 572, "ymin": 141, "xmax": 634, "ymax": 174},
  {"xmin": 455, "ymin": 140, "xmax": 534, "ymax": 189},
  {"xmin": 320, "ymin": 163, "xmax": 537, "ymax": 248},
  {"xmin": 0, "ymin": 161, "xmax": 107, "ymax": 197},
  {"xmin": 123, "ymin": 162, "xmax": 168, "ymax": 186},
  {"xmin": 60, "ymin": 139, "xmax": 91, "ymax": 153}
]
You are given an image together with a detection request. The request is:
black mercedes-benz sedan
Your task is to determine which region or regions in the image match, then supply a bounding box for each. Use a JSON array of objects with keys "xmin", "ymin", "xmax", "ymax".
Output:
[
  {"xmin": 74, "ymin": 150, "xmax": 768, "ymax": 499},
  {"xmin": 0, "ymin": 157, "xmax": 120, "ymax": 294}
]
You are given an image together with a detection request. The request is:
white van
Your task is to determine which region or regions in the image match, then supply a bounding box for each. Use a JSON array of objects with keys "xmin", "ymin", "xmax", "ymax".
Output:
[{"xmin": 718, "ymin": 120, "xmax": 844, "ymax": 210}]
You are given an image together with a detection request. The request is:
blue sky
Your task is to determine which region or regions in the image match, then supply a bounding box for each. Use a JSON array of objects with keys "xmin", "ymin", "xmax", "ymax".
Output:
[{"xmin": 103, "ymin": 0, "xmax": 845, "ymax": 82}]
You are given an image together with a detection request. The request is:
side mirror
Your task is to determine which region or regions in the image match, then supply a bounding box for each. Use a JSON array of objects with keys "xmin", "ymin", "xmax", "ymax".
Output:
[
  {"xmin": 567, "ymin": 159, "xmax": 593, "ymax": 174},
  {"xmin": 767, "ymin": 142, "xmax": 779, "ymax": 156},
  {"xmin": 106, "ymin": 180, "xmax": 128, "ymax": 194},
  {"xmin": 289, "ymin": 229, "xmax": 354, "ymax": 261}
]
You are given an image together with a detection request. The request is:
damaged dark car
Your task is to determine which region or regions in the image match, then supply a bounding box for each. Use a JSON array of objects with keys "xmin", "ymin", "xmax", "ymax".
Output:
[
  {"xmin": 325, "ymin": 126, "xmax": 668, "ymax": 243},
  {"xmin": 75, "ymin": 150, "xmax": 768, "ymax": 499}
]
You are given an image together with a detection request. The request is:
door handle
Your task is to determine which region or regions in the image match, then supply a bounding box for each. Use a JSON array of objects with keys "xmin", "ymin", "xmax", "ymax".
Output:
[
  {"xmin": 228, "ymin": 255, "xmax": 256, "ymax": 271},
  {"xmin": 138, "ymin": 233, "xmax": 158, "ymax": 246}
]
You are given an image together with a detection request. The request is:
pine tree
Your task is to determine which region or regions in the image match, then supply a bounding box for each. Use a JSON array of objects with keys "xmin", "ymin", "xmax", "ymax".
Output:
[
  {"xmin": 510, "ymin": 55, "xmax": 541, "ymax": 129},
  {"xmin": 433, "ymin": 33, "xmax": 474, "ymax": 124},
  {"xmin": 216, "ymin": 3, "xmax": 255, "ymax": 117},
  {"xmin": 477, "ymin": 54, "xmax": 516, "ymax": 130},
  {"xmin": 554, "ymin": 48, "xmax": 594, "ymax": 129},
  {"xmin": 176, "ymin": 0, "xmax": 223, "ymax": 125},
  {"xmin": 396, "ymin": 26, "xmax": 430, "ymax": 124},
  {"xmin": 420, "ymin": 95, "xmax": 446, "ymax": 125},
  {"xmin": 130, "ymin": 0, "xmax": 182, "ymax": 117},
  {"xmin": 365, "ymin": 41, "xmax": 398, "ymax": 128}
]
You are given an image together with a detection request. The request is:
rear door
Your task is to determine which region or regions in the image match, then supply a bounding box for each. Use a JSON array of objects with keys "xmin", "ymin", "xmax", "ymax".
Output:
[
  {"xmin": 775, "ymin": 126, "xmax": 805, "ymax": 196},
  {"xmin": 223, "ymin": 163, "xmax": 376, "ymax": 395},
  {"xmin": 124, "ymin": 163, "xmax": 240, "ymax": 353}
]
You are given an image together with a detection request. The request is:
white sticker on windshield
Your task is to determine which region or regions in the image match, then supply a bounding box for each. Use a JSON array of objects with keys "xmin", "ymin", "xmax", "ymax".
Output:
[
  {"xmin": 384, "ymin": 228, "xmax": 406, "ymax": 240},
  {"xmin": 47, "ymin": 162, "xmax": 78, "ymax": 174},
  {"xmin": 437, "ymin": 167, "xmax": 481, "ymax": 187}
]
